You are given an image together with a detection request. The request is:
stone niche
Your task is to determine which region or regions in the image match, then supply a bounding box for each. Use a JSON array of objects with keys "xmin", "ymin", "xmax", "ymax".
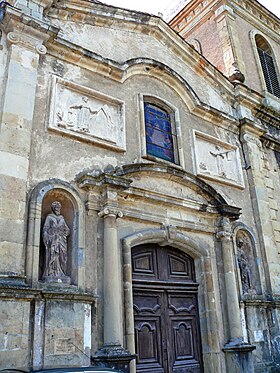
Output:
[
  {"xmin": 40, "ymin": 189, "xmax": 75, "ymax": 285},
  {"xmin": 193, "ymin": 130, "xmax": 244, "ymax": 188},
  {"xmin": 48, "ymin": 76, "xmax": 125, "ymax": 151},
  {"xmin": 235, "ymin": 229, "xmax": 262, "ymax": 296}
]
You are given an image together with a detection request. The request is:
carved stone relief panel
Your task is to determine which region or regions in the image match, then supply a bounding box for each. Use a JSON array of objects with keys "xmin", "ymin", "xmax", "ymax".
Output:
[
  {"xmin": 48, "ymin": 76, "xmax": 125, "ymax": 151},
  {"xmin": 193, "ymin": 130, "xmax": 244, "ymax": 187}
]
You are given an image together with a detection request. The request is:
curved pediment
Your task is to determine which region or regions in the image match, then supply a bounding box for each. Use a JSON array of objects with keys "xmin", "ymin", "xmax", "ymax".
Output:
[{"xmin": 77, "ymin": 163, "xmax": 241, "ymax": 218}]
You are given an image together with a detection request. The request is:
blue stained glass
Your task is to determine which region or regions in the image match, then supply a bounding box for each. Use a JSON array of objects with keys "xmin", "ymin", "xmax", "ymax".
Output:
[
  {"xmin": 144, "ymin": 103, "xmax": 170, "ymax": 119},
  {"xmin": 146, "ymin": 143, "xmax": 175, "ymax": 162},
  {"xmin": 146, "ymin": 127, "xmax": 173, "ymax": 149},
  {"xmin": 144, "ymin": 102, "xmax": 176, "ymax": 163}
]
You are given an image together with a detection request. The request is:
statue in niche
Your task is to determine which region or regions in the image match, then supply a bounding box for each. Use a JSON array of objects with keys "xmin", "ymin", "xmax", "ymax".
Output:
[
  {"xmin": 237, "ymin": 237, "xmax": 252, "ymax": 293},
  {"xmin": 42, "ymin": 201, "xmax": 71, "ymax": 283}
]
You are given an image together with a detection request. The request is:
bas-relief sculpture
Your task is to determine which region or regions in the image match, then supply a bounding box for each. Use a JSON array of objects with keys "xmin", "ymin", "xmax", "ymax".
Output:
[
  {"xmin": 42, "ymin": 201, "xmax": 71, "ymax": 284},
  {"xmin": 49, "ymin": 77, "xmax": 125, "ymax": 149},
  {"xmin": 193, "ymin": 131, "xmax": 244, "ymax": 187}
]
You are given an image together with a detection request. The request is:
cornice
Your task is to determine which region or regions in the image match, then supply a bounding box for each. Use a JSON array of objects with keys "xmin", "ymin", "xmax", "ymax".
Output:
[
  {"xmin": 46, "ymin": 0, "xmax": 235, "ymax": 100},
  {"xmin": 46, "ymin": 39, "xmax": 238, "ymax": 128},
  {"xmin": 230, "ymin": 0, "xmax": 280, "ymax": 44},
  {"xmin": 169, "ymin": 0, "xmax": 280, "ymax": 44}
]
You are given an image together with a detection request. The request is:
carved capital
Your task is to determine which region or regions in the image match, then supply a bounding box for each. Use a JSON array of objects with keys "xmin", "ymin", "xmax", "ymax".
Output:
[
  {"xmin": 7, "ymin": 31, "xmax": 48, "ymax": 55},
  {"xmin": 98, "ymin": 207, "xmax": 123, "ymax": 219},
  {"xmin": 241, "ymin": 133, "xmax": 262, "ymax": 148},
  {"xmin": 7, "ymin": 32, "xmax": 19, "ymax": 45},
  {"xmin": 36, "ymin": 43, "xmax": 47, "ymax": 55},
  {"xmin": 216, "ymin": 230, "xmax": 232, "ymax": 241},
  {"xmin": 216, "ymin": 217, "xmax": 232, "ymax": 241}
]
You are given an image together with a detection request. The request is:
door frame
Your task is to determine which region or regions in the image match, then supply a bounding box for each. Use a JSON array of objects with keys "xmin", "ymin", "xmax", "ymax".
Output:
[{"xmin": 122, "ymin": 226, "xmax": 224, "ymax": 373}]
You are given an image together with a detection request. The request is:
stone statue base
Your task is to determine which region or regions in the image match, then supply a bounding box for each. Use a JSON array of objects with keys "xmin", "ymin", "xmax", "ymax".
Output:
[
  {"xmin": 223, "ymin": 341, "xmax": 256, "ymax": 373},
  {"xmin": 43, "ymin": 275, "xmax": 71, "ymax": 284}
]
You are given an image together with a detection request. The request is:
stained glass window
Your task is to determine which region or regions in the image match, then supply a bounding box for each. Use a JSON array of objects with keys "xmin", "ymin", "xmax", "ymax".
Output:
[{"xmin": 144, "ymin": 102, "xmax": 178, "ymax": 164}]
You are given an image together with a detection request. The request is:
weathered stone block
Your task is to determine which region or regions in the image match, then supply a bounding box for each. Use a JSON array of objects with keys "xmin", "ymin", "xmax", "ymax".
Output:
[{"xmin": 0, "ymin": 241, "xmax": 25, "ymax": 274}]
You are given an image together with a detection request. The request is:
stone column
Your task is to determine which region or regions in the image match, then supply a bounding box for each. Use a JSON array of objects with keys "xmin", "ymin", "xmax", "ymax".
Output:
[
  {"xmin": 92, "ymin": 204, "xmax": 135, "ymax": 372},
  {"xmin": 217, "ymin": 217, "xmax": 243, "ymax": 342},
  {"xmin": 217, "ymin": 216, "xmax": 255, "ymax": 373},
  {"xmin": 100, "ymin": 207, "xmax": 124, "ymax": 346}
]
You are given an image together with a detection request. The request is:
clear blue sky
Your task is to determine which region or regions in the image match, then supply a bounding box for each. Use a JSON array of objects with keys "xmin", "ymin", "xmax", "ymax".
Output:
[{"xmin": 102, "ymin": 0, "xmax": 280, "ymax": 19}]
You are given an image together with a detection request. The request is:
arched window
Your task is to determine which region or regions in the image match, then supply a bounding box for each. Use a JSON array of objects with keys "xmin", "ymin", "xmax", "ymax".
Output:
[
  {"xmin": 144, "ymin": 102, "xmax": 179, "ymax": 164},
  {"xmin": 255, "ymin": 34, "xmax": 280, "ymax": 98}
]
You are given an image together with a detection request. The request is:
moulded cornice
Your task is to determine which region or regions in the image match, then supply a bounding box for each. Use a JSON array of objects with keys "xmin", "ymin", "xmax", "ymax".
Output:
[
  {"xmin": 234, "ymin": 84, "xmax": 263, "ymax": 109},
  {"xmin": 47, "ymin": 39, "xmax": 238, "ymax": 129},
  {"xmin": 2, "ymin": 6, "xmax": 59, "ymax": 38},
  {"xmin": 46, "ymin": 0, "xmax": 235, "ymax": 99},
  {"xmin": 230, "ymin": 0, "xmax": 280, "ymax": 41},
  {"xmin": 169, "ymin": 0, "xmax": 280, "ymax": 42}
]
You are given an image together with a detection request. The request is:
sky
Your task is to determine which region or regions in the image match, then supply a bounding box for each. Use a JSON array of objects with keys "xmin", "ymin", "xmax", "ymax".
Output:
[{"xmin": 100, "ymin": 0, "xmax": 280, "ymax": 20}]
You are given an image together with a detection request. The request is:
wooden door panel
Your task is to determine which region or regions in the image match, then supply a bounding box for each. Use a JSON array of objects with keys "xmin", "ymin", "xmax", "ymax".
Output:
[
  {"xmin": 134, "ymin": 317, "xmax": 164, "ymax": 372},
  {"xmin": 170, "ymin": 317, "xmax": 199, "ymax": 363},
  {"xmin": 132, "ymin": 245, "xmax": 203, "ymax": 373},
  {"xmin": 134, "ymin": 290, "xmax": 165, "ymax": 372},
  {"xmin": 167, "ymin": 252, "xmax": 194, "ymax": 281},
  {"xmin": 168, "ymin": 294, "xmax": 197, "ymax": 315},
  {"xmin": 132, "ymin": 246, "xmax": 158, "ymax": 280},
  {"xmin": 172, "ymin": 366, "xmax": 201, "ymax": 373}
]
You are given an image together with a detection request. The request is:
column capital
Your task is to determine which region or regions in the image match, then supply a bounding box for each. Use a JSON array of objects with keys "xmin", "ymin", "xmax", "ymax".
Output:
[
  {"xmin": 98, "ymin": 207, "xmax": 123, "ymax": 219},
  {"xmin": 240, "ymin": 118, "xmax": 266, "ymax": 144},
  {"xmin": 2, "ymin": 7, "xmax": 59, "ymax": 54},
  {"xmin": 216, "ymin": 217, "xmax": 232, "ymax": 241}
]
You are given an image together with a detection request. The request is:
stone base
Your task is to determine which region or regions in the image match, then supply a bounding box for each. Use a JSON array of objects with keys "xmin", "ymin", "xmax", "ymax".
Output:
[
  {"xmin": 92, "ymin": 344, "xmax": 136, "ymax": 373},
  {"xmin": 223, "ymin": 341, "xmax": 256, "ymax": 373},
  {"xmin": 42, "ymin": 275, "xmax": 71, "ymax": 284}
]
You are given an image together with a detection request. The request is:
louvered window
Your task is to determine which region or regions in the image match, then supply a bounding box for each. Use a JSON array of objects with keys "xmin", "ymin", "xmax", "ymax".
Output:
[{"xmin": 256, "ymin": 35, "xmax": 280, "ymax": 99}]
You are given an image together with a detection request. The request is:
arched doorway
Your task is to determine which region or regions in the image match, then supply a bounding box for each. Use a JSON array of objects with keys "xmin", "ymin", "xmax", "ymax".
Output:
[{"xmin": 132, "ymin": 244, "xmax": 204, "ymax": 373}]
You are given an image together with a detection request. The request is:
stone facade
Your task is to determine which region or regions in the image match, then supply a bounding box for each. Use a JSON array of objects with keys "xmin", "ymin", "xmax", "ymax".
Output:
[{"xmin": 0, "ymin": 0, "xmax": 279, "ymax": 372}]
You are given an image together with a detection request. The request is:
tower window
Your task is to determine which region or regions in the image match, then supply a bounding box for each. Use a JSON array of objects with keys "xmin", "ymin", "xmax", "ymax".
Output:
[
  {"xmin": 256, "ymin": 35, "xmax": 280, "ymax": 99},
  {"xmin": 144, "ymin": 102, "xmax": 178, "ymax": 164}
]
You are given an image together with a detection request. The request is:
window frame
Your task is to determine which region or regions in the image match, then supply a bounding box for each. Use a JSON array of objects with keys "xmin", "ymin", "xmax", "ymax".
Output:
[
  {"xmin": 139, "ymin": 94, "xmax": 184, "ymax": 168},
  {"xmin": 250, "ymin": 30, "xmax": 280, "ymax": 101}
]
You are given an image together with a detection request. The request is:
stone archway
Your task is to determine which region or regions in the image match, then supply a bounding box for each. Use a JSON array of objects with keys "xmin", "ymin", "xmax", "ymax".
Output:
[{"xmin": 122, "ymin": 227, "xmax": 221, "ymax": 373}]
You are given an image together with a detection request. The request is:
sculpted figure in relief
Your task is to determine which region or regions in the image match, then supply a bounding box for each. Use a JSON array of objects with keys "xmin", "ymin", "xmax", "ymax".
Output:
[
  {"xmin": 56, "ymin": 96, "xmax": 112, "ymax": 134},
  {"xmin": 42, "ymin": 201, "xmax": 70, "ymax": 282},
  {"xmin": 209, "ymin": 145, "xmax": 234, "ymax": 178}
]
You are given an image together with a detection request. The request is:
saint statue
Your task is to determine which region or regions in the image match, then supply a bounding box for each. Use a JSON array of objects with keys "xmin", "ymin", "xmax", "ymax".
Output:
[
  {"xmin": 237, "ymin": 238, "xmax": 252, "ymax": 293},
  {"xmin": 42, "ymin": 201, "xmax": 71, "ymax": 283}
]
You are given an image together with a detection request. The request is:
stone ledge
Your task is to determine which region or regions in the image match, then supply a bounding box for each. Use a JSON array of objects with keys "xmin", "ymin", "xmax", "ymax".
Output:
[{"xmin": 0, "ymin": 284, "xmax": 97, "ymax": 303}]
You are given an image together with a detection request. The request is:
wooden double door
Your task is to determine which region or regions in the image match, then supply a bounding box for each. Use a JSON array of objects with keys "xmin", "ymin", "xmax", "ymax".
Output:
[{"xmin": 132, "ymin": 244, "xmax": 203, "ymax": 373}]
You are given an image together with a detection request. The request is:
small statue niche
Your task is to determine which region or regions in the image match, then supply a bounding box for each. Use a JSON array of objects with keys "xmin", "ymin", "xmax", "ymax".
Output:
[
  {"xmin": 40, "ymin": 191, "xmax": 74, "ymax": 284},
  {"xmin": 236, "ymin": 230, "xmax": 257, "ymax": 295}
]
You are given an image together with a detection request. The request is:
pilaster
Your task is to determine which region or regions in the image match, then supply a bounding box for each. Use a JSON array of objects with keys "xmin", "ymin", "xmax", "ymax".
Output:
[
  {"xmin": 214, "ymin": 4, "xmax": 245, "ymax": 82},
  {"xmin": 0, "ymin": 8, "xmax": 57, "ymax": 283},
  {"xmin": 216, "ymin": 216, "xmax": 256, "ymax": 372},
  {"xmin": 240, "ymin": 119, "xmax": 280, "ymax": 296}
]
